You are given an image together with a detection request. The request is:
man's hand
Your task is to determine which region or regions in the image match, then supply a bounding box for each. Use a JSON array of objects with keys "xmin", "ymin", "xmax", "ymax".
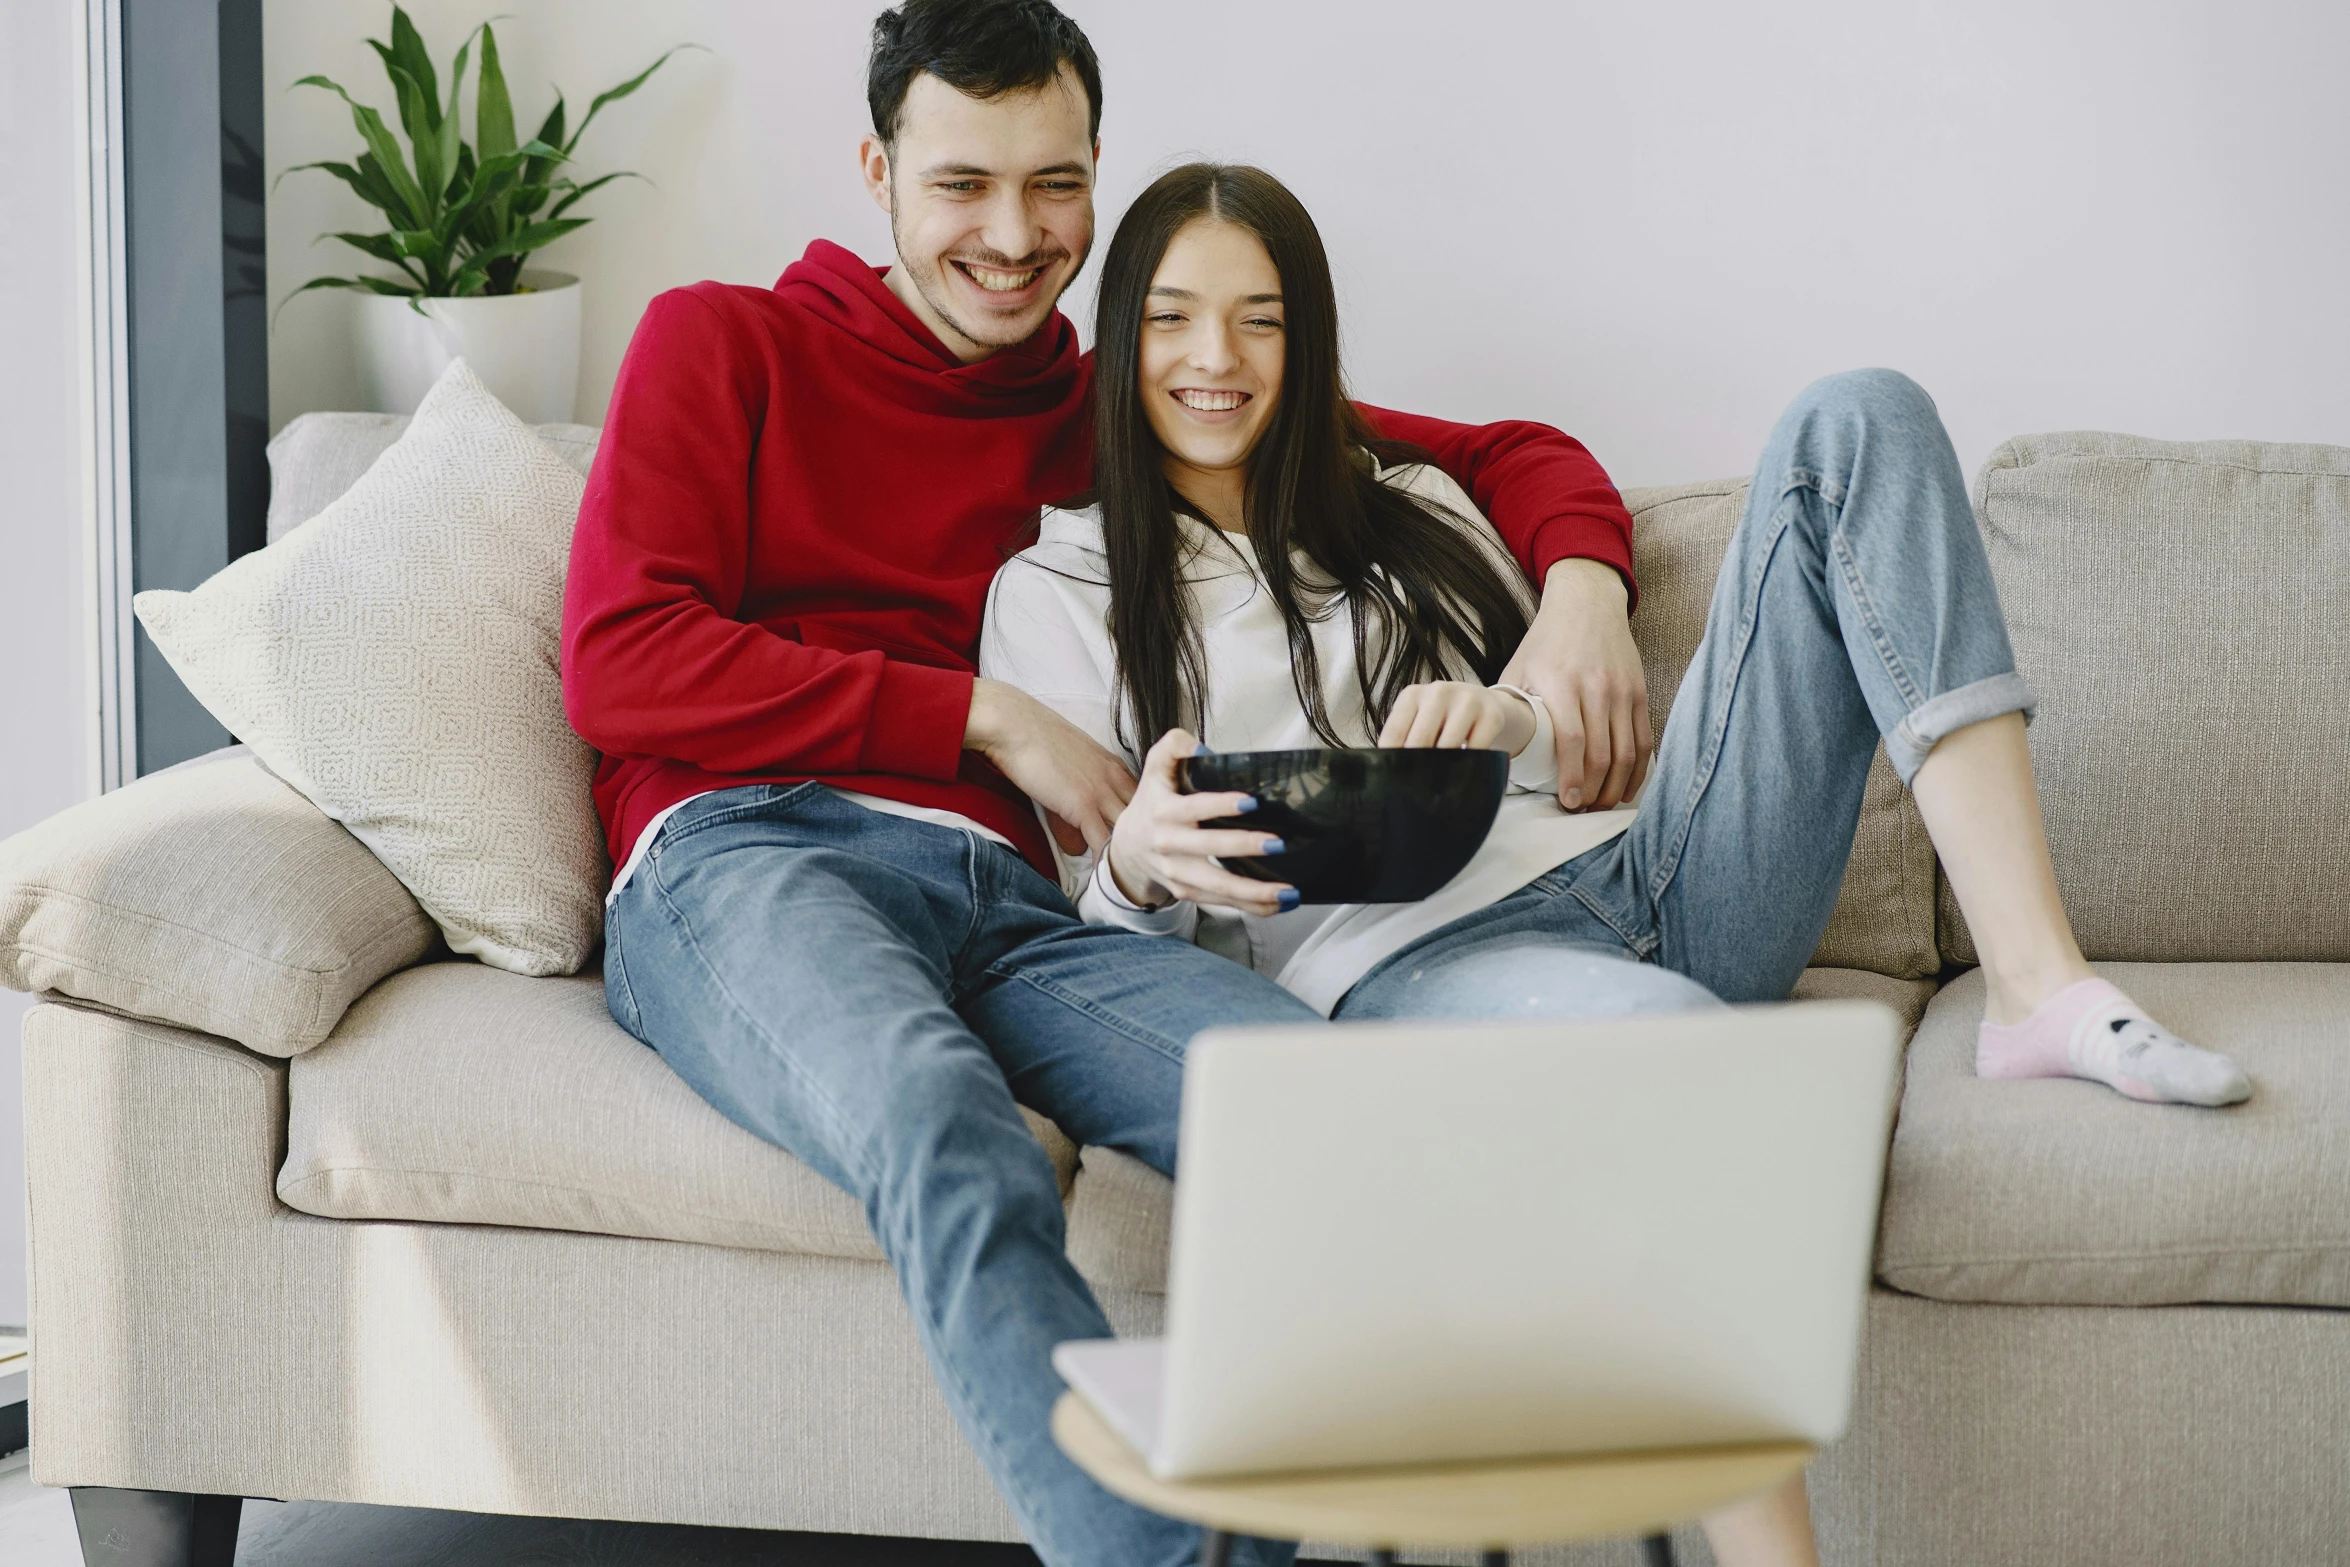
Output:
[
  {"xmin": 964, "ymin": 678, "xmax": 1137, "ymax": 853},
  {"xmin": 1499, "ymin": 558, "xmax": 1653, "ymax": 811}
]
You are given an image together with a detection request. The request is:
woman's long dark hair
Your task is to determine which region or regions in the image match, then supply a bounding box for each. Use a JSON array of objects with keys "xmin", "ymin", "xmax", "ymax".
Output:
[{"xmin": 1092, "ymin": 163, "xmax": 1531, "ymax": 753}]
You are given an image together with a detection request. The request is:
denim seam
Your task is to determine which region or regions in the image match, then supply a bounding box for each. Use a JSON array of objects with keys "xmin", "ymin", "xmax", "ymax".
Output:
[
  {"xmin": 604, "ymin": 908, "xmax": 641, "ymax": 1035},
  {"xmin": 982, "ymin": 962, "xmax": 1191, "ymax": 1068},
  {"xmin": 654, "ymin": 781, "xmax": 824, "ymax": 852},
  {"xmin": 1642, "ymin": 489, "xmax": 1795, "ymax": 910},
  {"xmin": 1828, "ymin": 522, "xmax": 1925, "ymax": 712},
  {"xmin": 643, "ymin": 851, "xmax": 880, "ymax": 1197},
  {"xmin": 1565, "ymin": 877, "xmax": 1657, "ymax": 958},
  {"xmin": 946, "ymin": 834, "xmax": 995, "ymax": 1000}
]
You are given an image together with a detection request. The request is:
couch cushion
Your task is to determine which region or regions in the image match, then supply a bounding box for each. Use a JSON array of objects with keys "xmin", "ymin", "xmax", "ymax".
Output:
[
  {"xmin": 280, "ymin": 960, "xmax": 1078, "ymax": 1259},
  {"xmin": 1065, "ymin": 966, "xmax": 1940, "ymax": 1297},
  {"xmin": 1940, "ymin": 433, "xmax": 2350, "ymax": 965},
  {"xmin": 137, "ymin": 360, "xmax": 609, "ymax": 976},
  {"xmin": 1625, "ymin": 482, "xmax": 1939, "ymax": 979},
  {"xmin": 0, "ymin": 748, "xmax": 436, "ymax": 1056},
  {"xmin": 1879, "ymin": 963, "xmax": 2350, "ymax": 1307},
  {"xmin": 266, "ymin": 410, "xmax": 600, "ymax": 543}
]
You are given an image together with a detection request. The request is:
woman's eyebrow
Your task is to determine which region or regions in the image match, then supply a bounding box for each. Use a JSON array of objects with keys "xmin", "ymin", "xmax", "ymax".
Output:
[{"xmin": 1145, "ymin": 287, "xmax": 1285, "ymax": 304}]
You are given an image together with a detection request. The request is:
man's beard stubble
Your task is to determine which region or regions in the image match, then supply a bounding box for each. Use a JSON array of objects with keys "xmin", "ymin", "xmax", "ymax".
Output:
[{"xmin": 890, "ymin": 201, "xmax": 1087, "ymax": 354}]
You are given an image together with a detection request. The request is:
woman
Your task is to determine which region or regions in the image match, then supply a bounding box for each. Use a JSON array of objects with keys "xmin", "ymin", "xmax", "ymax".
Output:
[{"xmin": 981, "ymin": 163, "xmax": 2247, "ymax": 1564}]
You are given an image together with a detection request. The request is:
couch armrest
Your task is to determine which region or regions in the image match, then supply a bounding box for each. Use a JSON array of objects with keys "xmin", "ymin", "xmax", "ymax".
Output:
[{"xmin": 0, "ymin": 748, "xmax": 435, "ymax": 1056}]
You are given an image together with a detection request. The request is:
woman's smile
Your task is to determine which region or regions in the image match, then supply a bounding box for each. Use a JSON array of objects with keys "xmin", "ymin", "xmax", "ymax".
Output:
[{"xmin": 1170, "ymin": 387, "xmax": 1252, "ymax": 419}]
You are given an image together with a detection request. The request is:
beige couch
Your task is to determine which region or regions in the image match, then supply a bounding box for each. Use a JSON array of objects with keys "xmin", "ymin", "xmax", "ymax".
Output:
[{"xmin": 8, "ymin": 422, "xmax": 2347, "ymax": 1565}]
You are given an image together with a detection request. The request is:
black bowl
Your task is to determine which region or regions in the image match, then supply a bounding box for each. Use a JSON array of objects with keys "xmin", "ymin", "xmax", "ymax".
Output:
[{"xmin": 1174, "ymin": 747, "xmax": 1509, "ymax": 904}]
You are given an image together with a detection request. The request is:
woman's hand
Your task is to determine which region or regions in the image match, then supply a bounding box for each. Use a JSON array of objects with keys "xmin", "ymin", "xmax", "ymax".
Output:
[
  {"xmin": 1105, "ymin": 730, "xmax": 1296, "ymax": 916},
  {"xmin": 1378, "ymin": 681, "xmax": 1537, "ymax": 755}
]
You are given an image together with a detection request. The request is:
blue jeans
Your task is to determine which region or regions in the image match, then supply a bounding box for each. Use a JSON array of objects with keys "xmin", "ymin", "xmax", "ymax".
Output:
[
  {"xmin": 1340, "ymin": 368, "xmax": 2032, "ymax": 1020},
  {"xmin": 604, "ymin": 785, "xmax": 1315, "ymax": 1567}
]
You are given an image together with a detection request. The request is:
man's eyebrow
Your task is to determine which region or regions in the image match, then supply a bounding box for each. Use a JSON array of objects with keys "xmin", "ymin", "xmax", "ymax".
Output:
[{"xmin": 917, "ymin": 161, "xmax": 1093, "ymax": 180}]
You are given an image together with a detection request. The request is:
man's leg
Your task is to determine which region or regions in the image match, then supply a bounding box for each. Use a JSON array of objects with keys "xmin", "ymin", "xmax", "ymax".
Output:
[
  {"xmin": 948, "ymin": 837, "xmax": 1329, "ymax": 1567},
  {"xmin": 953, "ymin": 846, "xmax": 1324, "ymax": 1177},
  {"xmin": 606, "ymin": 785, "xmax": 1311, "ymax": 1567}
]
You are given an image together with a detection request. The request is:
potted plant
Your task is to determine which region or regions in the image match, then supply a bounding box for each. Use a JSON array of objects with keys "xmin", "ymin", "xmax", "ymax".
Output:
[{"xmin": 282, "ymin": 7, "xmax": 690, "ymax": 422}]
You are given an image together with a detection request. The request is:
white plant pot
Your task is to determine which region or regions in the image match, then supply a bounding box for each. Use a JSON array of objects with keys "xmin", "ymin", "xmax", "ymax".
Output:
[{"xmin": 353, "ymin": 269, "xmax": 582, "ymax": 423}]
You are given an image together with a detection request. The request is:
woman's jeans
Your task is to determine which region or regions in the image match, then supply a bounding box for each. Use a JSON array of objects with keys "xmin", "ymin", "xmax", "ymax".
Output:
[{"xmin": 1340, "ymin": 368, "xmax": 2033, "ymax": 1021}]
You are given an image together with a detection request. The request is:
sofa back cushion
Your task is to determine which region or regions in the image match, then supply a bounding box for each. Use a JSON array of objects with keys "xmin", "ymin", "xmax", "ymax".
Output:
[
  {"xmin": 1940, "ymin": 433, "xmax": 2350, "ymax": 964},
  {"xmin": 0, "ymin": 748, "xmax": 436, "ymax": 1055},
  {"xmin": 1624, "ymin": 481, "xmax": 1940, "ymax": 979},
  {"xmin": 266, "ymin": 410, "xmax": 599, "ymax": 543}
]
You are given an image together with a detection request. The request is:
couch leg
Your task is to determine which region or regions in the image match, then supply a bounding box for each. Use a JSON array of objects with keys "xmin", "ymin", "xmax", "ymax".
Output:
[{"xmin": 68, "ymin": 1488, "xmax": 242, "ymax": 1567}]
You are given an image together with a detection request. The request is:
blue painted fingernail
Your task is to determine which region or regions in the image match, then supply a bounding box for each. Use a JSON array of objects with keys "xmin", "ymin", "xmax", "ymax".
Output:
[
  {"xmin": 1259, "ymin": 837, "xmax": 1286, "ymax": 854},
  {"xmin": 1193, "ymin": 742, "xmax": 1212, "ymax": 755},
  {"xmin": 1277, "ymin": 888, "xmax": 1301, "ymax": 911},
  {"xmin": 1235, "ymin": 795, "xmax": 1259, "ymax": 813}
]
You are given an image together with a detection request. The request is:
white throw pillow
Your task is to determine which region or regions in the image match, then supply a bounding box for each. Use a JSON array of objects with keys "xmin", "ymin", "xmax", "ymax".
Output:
[{"xmin": 135, "ymin": 359, "xmax": 607, "ymax": 976}]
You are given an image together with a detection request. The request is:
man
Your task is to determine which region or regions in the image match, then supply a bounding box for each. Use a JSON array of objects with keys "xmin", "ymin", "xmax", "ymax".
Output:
[{"xmin": 562, "ymin": 3, "xmax": 1648, "ymax": 1563}]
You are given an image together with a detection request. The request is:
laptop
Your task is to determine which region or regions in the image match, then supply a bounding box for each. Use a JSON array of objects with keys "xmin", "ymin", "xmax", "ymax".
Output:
[{"xmin": 1052, "ymin": 1001, "xmax": 1899, "ymax": 1481}]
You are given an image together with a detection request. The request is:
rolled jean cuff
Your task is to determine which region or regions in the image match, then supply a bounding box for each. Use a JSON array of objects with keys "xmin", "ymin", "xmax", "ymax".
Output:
[{"xmin": 1886, "ymin": 671, "xmax": 2037, "ymax": 784}]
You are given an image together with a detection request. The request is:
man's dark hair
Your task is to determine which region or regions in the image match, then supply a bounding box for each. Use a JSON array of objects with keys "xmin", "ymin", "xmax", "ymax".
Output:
[{"xmin": 867, "ymin": 0, "xmax": 1103, "ymax": 151}]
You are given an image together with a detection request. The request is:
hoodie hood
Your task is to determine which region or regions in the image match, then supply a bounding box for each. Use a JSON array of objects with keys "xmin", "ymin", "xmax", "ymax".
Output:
[{"xmin": 775, "ymin": 239, "xmax": 1086, "ymax": 410}]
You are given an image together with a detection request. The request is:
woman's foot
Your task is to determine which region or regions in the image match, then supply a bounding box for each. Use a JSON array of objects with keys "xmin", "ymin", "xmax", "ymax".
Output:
[{"xmin": 1976, "ymin": 977, "xmax": 2251, "ymax": 1106}]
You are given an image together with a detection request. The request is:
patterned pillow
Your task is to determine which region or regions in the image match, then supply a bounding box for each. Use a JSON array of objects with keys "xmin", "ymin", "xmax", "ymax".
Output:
[{"xmin": 135, "ymin": 360, "xmax": 607, "ymax": 976}]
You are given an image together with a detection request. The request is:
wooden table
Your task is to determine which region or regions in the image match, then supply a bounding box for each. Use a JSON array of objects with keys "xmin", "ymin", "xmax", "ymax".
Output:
[{"xmin": 1053, "ymin": 1392, "xmax": 1812, "ymax": 1566}]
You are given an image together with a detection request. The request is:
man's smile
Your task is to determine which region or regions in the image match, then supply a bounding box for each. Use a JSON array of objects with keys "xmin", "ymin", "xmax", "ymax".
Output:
[{"xmin": 952, "ymin": 258, "xmax": 1051, "ymax": 295}]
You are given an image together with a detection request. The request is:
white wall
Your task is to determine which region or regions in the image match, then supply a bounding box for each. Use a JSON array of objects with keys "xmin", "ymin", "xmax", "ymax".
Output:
[
  {"xmin": 0, "ymin": 0, "xmax": 96, "ymax": 1330},
  {"xmin": 268, "ymin": 0, "xmax": 2350, "ymax": 485}
]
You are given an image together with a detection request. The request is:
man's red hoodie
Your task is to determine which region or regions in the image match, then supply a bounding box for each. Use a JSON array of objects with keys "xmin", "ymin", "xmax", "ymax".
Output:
[{"xmin": 562, "ymin": 241, "xmax": 1635, "ymax": 879}]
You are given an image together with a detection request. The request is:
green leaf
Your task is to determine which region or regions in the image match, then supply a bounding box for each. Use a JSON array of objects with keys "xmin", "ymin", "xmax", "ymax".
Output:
[
  {"xmin": 498, "ymin": 180, "xmax": 552, "ymax": 225},
  {"xmin": 270, "ymin": 271, "xmax": 418, "ymax": 326},
  {"xmin": 322, "ymin": 231, "xmax": 434, "ymax": 290},
  {"xmin": 384, "ymin": 64, "xmax": 442, "ymax": 203},
  {"xmin": 349, "ymin": 151, "xmax": 410, "ymax": 215},
  {"xmin": 475, "ymin": 24, "xmax": 517, "ymax": 164},
  {"xmin": 525, "ymin": 96, "xmax": 567, "ymax": 188},
  {"xmin": 276, "ymin": 158, "xmax": 395, "ymax": 218},
  {"xmin": 386, "ymin": 228, "xmax": 449, "ymax": 260},
  {"xmin": 437, "ymin": 26, "xmax": 481, "ymax": 203},
  {"xmin": 440, "ymin": 140, "xmax": 559, "ymax": 230},
  {"xmin": 324, "ymin": 228, "xmax": 416, "ymax": 265},
  {"xmin": 567, "ymin": 45, "xmax": 702, "ymax": 153},
  {"xmin": 297, "ymin": 76, "xmax": 428, "ymax": 228},
  {"xmin": 450, "ymin": 215, "xmax": 588, "ymax": 290},
  {"xmin": 387, "ymin": 7, "xmax": 440, "ymax": 124},
  {"xmin": 546, "ymin": 169, "xmax": 642, "ymax": 221}
]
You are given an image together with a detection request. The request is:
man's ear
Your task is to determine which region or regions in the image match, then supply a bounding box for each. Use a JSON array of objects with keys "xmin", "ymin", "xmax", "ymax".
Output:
[{"xmin": 857, "ymin": 133, "xmax": 894, "ymax": 215}]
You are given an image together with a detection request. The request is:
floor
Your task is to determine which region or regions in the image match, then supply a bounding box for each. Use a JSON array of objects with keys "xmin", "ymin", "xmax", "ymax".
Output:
[{"xmin": 0, "ymin": 1447, "xmax": 1051, "ymax": 1565}]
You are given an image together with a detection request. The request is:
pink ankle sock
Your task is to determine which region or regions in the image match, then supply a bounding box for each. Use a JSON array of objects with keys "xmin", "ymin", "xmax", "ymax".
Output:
[{"xmin": 1976, "ymin": 977, "xmax": 2251, "ymax": 1107}]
